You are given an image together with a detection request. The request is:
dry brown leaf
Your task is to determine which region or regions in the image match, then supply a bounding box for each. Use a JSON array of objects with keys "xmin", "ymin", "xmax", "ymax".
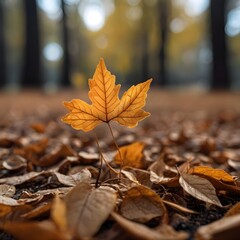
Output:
[
  {"xmin": 31, "ymin": 122, "xmax": 46, "ymax": 133},
  {"xmin": 123, "ymin": 167, "xmax": 152, "ymax": 187},
  {"xmin": 78, "ymin": 151, "xmax": 99, "ymax": 164},
  {"xmin": 54, "ymin": 168, "xmax": 91, "ymax": 186},
  {"xmin": 190, "ymin": 166, "xmax": 235, "ymax": 184},
  {"xmin": 21, "ymin": 201, "xmax": 52, "ymax": 220},
  {"xmin": 0, "ymin": 195, "xmax": 22, "ymax": 206},
  {"xmin": 112, "ymin": 212, "xmax": 188, "ymax": 240},
  {"xmin": 62, "ymin": 58, "xmax": 152, "ymax": 132},
  {"xmin": 38, "ymin": 144, "xmax": 75, "ymax": 167},
  {"xmin": 1, "ymin": 221, "xmax": 69, "ymax": 240},
  {"xmin": 0, "ymin": 184, "xmax": 16, "ymax": 198},
  {"xmin": 196, "ymin": 214, "xmax": 240, "ymax": 240},
  {"xmin": 51, "ymin": 195, "xmax": 67, "ymax": 231},
  {"xmin": 2, "ymin": 155, "xmax": 27, "ymax": 171},
  {"xmin": 150, "ymin": 171, "xmax": 180, "ymax": 187},
  {"xmin": 14, "ymin": 138, "xmax": 49, "ymax": 163},
  {"xmin": 0, "ymin": 172, "xmax": 41, "ymax": 185},
  {"xmin": 0, "ymin": 203, "xmax": 13, "ymax": 217},
  {"xmin": 114, "ymin": 142, "xmax": 145, "ymax": 169},
  {"xmin": 0, "ymin": 132, "xmax": 18, "ymax": 147},
  {"xmin": 64, "ymin": 182, "xmax": 117, "ymax": 238},
  {"xmin": 120, "ymin": 185, "xmax": 167, "ymax": 223},
  {"xmin": 187, "ymin": 171, "xmax": 240, "ymax": 196},
  {"xmin": 0, "ymin": 169, "xmax": 91, "ymax": 187},
  {"xmin": 179, "ymin": 173, "xmax": 222, "ymax": 207},
  {"xmin": 225, "ymin": 202, "xmax": 240, "ymax": 217}
]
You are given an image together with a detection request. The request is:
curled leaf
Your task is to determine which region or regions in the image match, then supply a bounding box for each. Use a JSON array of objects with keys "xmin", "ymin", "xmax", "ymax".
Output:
[{"xmin": 120, "ymin": 185, "xmax": 167, "ymax": 223}]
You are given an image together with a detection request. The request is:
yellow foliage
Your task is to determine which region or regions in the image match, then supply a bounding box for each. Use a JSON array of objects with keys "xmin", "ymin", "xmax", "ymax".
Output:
[
  {"xmin": 190, "ymin": 166, "xmax": 235, "ymax": 183},
  {"xmin": 62, "ymin": 59, "xmax": 151, "ymax": 132},
  {"xmin": 114, "ymin": 142, "xmax": 145, "ymax": 169}
]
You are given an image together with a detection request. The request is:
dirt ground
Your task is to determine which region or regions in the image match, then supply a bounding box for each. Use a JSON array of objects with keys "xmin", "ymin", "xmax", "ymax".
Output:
[{"xmin": 0, "ymin": 88, "xmax": 239, "ymax": 116}]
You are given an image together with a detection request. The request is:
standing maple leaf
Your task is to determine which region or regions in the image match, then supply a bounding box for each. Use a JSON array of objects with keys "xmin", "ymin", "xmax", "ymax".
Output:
[{"xmin": 62, "ymin": 58, "xmax": 152, "ymax": 132}]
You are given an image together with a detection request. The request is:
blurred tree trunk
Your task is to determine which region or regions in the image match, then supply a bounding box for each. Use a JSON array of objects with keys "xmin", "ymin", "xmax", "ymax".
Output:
[
  {"xmin": 140, "ymin": 2, "xmax": 150, "ymax": 83},
  {"xmin": 158, "ymin": 0, "xmax": 169, "ymax": 86},
  {"xmin": 141, "ymin": 33, "xmax": 149, "ymax": 82},
  {"xmin": 0, "ymin": 0, "xmax": 6, "ymax": 87},
  {"xmin": 61, "ymin": 0, "xmax": 70, "ymax": 87},
  {"xmin": 22, "ymin": 0, "xmax": 41, "ymax": 87},
  {"xmin": 210, "ymin": 0, "xmax": 230, "ymax": 89}
]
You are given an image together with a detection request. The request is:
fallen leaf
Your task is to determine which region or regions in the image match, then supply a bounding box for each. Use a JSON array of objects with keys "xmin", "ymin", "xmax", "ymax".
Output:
[
  {"xmin": 179, "ymin": 173, "xmax": 222, "ymax": 207},
  {"xmin": 114, "ymin": 142, "xmax": 146, "ymax": 169},
  {"xmin": 64, "ymin": 182, "xmax": 117, "ymax": 238},
  {"xmin": 0, "ymin": 184, "xmax": 16, "ymax": 198},
  {"xmin": 62, "ymin": 58, "xmax": 152, "ymax": 131},
  {"xmin": 0, "ymin": 195, "xmax": 22, "ymax": 206},
  {"xmin": 0, "ymin": 172, "xmax": 41, "ymax": 185},
  {"xmin": 123, "ymin": 167, "xmax": 152, "ymax": 187},
  {"xmin": 0, "ymin": 203, "xmax": 12, "ymax": 217},
  {"xmin": 112, "ymin": 212, "xmax": 188, "ymax": 240},
  {"xmin": 1, "ymin": 221, "xmax": 69, "ymax": 240},
  {"xmin": 0, "ymin": 169, "xmax": 91, "ymax": 187},
  {"xmin": 31, "ymin": 122, "xmax": 46, "ymax": 133},
  {"xmin": 38, "ymin": 144, "xmax": 75, "ymax": 167},
  {"xmin": 225, "ymin": 202, "xmax": 240, "ymax": 217},
  {"xmin": 188, "ymin": 171, "xmax": 240, "ymax": 196},
  {"xmin": 0, "ymin": 132, "xmax": 18, "ymax": 147},
  {"xmin": 195, "ymin": 214, "xmax": 240, "ymax": 240},
  {"xmin": 120, "ymin": 185, "xmax": 167, "ymax": 223},
  {"xmin": 150, "ymin": 170, "xmax": 180, "ymax": 187},
  {"xmin": 54, "ymin": 168, "xmax": 91, "ymax": 186},
  {"xmin": 51, "ymin": 195, "xmax": 67, "ymax": 231},
  {"xmin": 190, "ymin": 166, "xmax": 235, "ymax": 184},
  {"xmin": 14, "ymin": 138, "xmax": 49, "ymax": 162},
  {"xmin": 21, "ymin": 201, "xmax": 52, "ymax": 220},
  {"xmin": 78, "ymin": 151, "xmax": 99, "ymax": 164},
  {"xmin": 2, "ymin": 155, "xmax": 27, "ymax": 171}
]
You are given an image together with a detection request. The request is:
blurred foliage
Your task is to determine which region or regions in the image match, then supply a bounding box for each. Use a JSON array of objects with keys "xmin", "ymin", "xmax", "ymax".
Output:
[{"xmin": 1, "ymin": 0, "xmax": 240, "ymax": 90}]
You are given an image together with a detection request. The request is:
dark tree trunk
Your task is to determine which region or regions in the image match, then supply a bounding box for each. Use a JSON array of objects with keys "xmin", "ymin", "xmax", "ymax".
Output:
[
  {"xmin": 158, "ymin": 0, "xmax": 169, "ymax": 86},
  {"xmin": 22, "ymin": 0, "xmax": 41, "ymax": 87},
  {"xmin": 140, "ymin": 2, "xmax": 150, "ymax": 83},
  {"xmin": 210, "ymin": 0, "xmax": 230, "ymax": 89},
  {"xmin": 141, "ymin": 33, "xmax": 149, "ymax": 82},
  {"xmin": 0, "ymin": 0, "xmax": 6, "ymax": 87},
  {"xmin": 61, "ymin": 0, "xmax": 70, "ymax": 87}
]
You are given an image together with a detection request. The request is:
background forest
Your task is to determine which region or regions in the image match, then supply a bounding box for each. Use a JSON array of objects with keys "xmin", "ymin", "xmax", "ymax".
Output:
[{"xmin": 0, "ymin": 0, "xmax": 240, "ymax": 92}]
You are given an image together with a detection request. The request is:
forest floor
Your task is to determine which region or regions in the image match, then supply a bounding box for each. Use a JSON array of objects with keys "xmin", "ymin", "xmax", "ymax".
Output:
[{"xmin": 0, "ymin": 89, "xmax": 240, "ymax": 240}]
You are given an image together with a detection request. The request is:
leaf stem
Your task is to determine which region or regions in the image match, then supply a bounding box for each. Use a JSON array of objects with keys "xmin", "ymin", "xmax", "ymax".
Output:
[
  {"xmin": 107, "ymin": 122, "xmax": 123, "ymax": 177},
  {"xmin": 94, "ymin": 132, "xmax": 119, "ymax": 187}
]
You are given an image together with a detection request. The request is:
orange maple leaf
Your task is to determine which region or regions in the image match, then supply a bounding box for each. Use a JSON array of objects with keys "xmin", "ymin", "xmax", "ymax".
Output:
[{"xmin": 62, "ymin": 59, "xmax": 152, "ymax": 132}]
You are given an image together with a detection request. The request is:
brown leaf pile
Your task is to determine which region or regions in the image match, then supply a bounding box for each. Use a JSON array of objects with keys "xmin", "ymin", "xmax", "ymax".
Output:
[{"xmin": 0, "ymin": 99, "xmax": 240, "ymax": 240}]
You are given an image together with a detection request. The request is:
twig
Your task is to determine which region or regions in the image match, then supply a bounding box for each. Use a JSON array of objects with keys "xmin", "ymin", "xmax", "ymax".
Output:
[
  {"xmin": 94, "ymin": 132, "xmax": 119, "ymax": 188},
  {"xmin": 107, "ymin": 122, "xmax": 124, "ymax": 177}
]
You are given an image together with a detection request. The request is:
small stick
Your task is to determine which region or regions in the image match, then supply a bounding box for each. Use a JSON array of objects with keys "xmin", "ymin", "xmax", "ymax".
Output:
[{"xmin": 94, "ymin": 132, "xmax": 119, "ymax": 188}]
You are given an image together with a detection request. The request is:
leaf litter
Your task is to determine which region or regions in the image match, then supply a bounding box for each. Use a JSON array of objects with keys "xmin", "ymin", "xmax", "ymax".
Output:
[{"xmin": 0, "ymin": 60, "xmax": 240, "ymax": 239}]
